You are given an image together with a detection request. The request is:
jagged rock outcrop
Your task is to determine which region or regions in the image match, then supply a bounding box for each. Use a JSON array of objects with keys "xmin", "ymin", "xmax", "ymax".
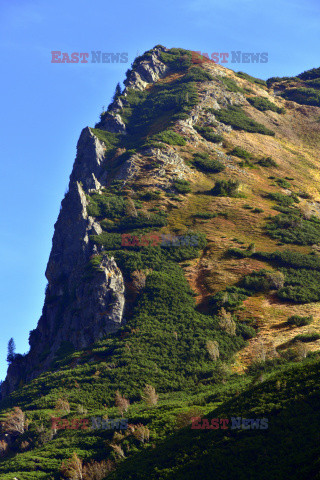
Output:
[
  {"xmin": 1, "ymin": 129, "xmax": 125, "ymax": 398},
  {"xmin": 124, "ymin": 45, "xmax": 169, "ymax": 90},
  {"xmin": 69, "ymin": 127, "xmax": 107, "ymax": 191},
  {"xmin": 98, "ymin": 45, "xmax": 169, "ymax": 132},
  {"xmin": 99, "ymin": 112, "xmax": 127, "ymax": 134}
]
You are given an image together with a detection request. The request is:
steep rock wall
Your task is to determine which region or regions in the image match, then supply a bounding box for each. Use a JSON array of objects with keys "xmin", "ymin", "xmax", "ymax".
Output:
[{"xmin": 1, "ymin": 129, "xmax": 125, "ymax": 397}]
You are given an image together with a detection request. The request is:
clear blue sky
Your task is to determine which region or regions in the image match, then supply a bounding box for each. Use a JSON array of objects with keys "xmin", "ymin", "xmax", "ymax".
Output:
[{"xmin": 1, "ymin": 0, "xmax": 319, "ymax": 381}]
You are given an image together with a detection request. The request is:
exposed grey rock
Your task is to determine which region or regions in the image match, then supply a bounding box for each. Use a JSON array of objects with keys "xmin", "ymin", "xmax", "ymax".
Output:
[
  {"xmin": 124, "ymin": 70, "xmax": 149, "ymax": 91},
  {"xmin": 99, "ymin": 112, "xmax": 127, "ymax": 133},
  {"xmin": 151, "ymin": 148, "xmax": 193, "ymax": 178},
  {"xmin": 71, "ymin": 127, "xmax": 107, "ymax": 190},
  {"xmin": 124, "ymin": 45, "xmax": 169, "ymax": 91},
  {"xmin": 99, "ymin": 46, "xmax": 169, "ymax": 132},
  {"xmin": 1, "ymin": 124, "xmax": 125, "ymax": 398},
  {"xmin": 116, "ymin": 153, "xmax": 142, "ymax": 181}
]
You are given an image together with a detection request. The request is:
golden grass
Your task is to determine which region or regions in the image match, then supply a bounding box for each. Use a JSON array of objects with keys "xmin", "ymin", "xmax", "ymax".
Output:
[{"xmin": 125, "ymin": 62, "xmax": 320, "ymax": 366}]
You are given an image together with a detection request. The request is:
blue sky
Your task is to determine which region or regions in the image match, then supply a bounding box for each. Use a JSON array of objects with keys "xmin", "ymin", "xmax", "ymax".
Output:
[{"xmin": 1, "ymin": 0, "xmax": 319, "ymax": 381}]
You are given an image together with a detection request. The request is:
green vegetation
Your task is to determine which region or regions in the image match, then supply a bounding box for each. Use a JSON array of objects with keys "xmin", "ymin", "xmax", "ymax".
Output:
[
  {"xmin": 230, "ymin": 147, "xmax": 252, "ymax": 160},
  {"xmin": 287, "ymin": 315, "xmax": 313, "ymax": 327},
  {"xmin": 97, "ymin": 56, "xmax": 202, "ymax": 149},
  {"xmin": 89, "ymin": 232, "xmax": 122, "ymax": 250},
  {"xmin": 228, "ymin": 147, "xmax": 255, "ymax": 168},
  {"xmin": 181, "ymin": 66, "xmax": 214, "ymax": 83},
  {"xmin": 277, "ymin": 268, "xmax": 320, "ymax": 303},
  {"xmin": 86, "ymin": 193, "xmax": 126, "ymax": 218},
  {"xmin": 192, "ymin": 152, "xmax": 225, "ymax": 173},
  {"xmin": 150, "ymin": 130, "xmax": 186, "ymax": 146},
  {"xmin": 112, "ymin": 82, "xmax": 122, "ymax": 103},
  {"xmin": 210, "ymin": 179, "xmax": 240, "ymax": 197},
  {"xmin": 266, "ymin": 76, "xmax": 297, "ymax": 87},
  {"xmin": 240, "ymin": 269, "xmax": 284, "ymax": 293},
  {"xmin": 265, "ymin": 212, "xmax": 320, "ymax": 245},
  {"xmin": 120, "ymin": 80, "xmax": 199, "ymax": 135},
  {"xmin": 220, "ymin": 77, "xmax": 245, "ymax": 93},
  {"xmin": 85, "ymin": 188, "xmax": 169, "ymax": 254},
  {"xmin": 257, "ymin": 156, "xmax": 278, "ymax": 167},
  {"xmin": 297, "ymin": 190, "xmax": 312, "ymax": 199},
  {"xmin": 210, "ymin": 286, "xmax": 249, "ymax": 312},
  {"xmin": 236, "ymin": 323, "xmax": 256, "ymax": 339},
  {"xmin": 173, "ymin": 179, "xmax": 192, "ymax": 194},
  {"xmin": 228, "ymin": 248, "xmax": 320, "ymax": 304},
  {"xmin": 267, "ymin": 192, "xmax": 296, "ymax": 208},
  {"xmin": 305, "ymin": 78, "xmax": 320, "ymax": 89},
  {"xmin": 194, "ymin": 125, "xmax": 223, "ymax": 143},
  {"xmin": 247, "ymin": 96, "xmax": 285, "ymax": 113},
  {"xmin": 213, "ymin": 106, "xmax": 275, "ymax": 136},
  {"xmin": 6, "ymin": 352, "xmax": 320, "ymax": 480},
  {"xmin": 138, "ymin": 190, "xmax": 162, "ymax": 201},
  {"xmin": 275, "ymin": 178, "xmax": 291, "ymax": 189},
  {"xmin": 107, "ymin": 355, "xmax": 320, "ymax": 480},
  {"xmin": 99, "ymin": 213, "xmax": 168, "ymax": 233},
  {"xmin": 90, "ymin": 128, "xmax": 119, "ymax": 150},
  {"xmin": 298, "ymin": 67, "xmax": 320, "ymax": 80},
  {"xmin": 293, "ymin": 333, "xmax": 320, "ymax": 342},
  {"xmin": 267, "ymin": 68, "xmax": 320, "ymax": 107},
  {"xmin": 255, "ymin": 249, "xmax": 320, "ymax": 270},
  {"xmin": 159, "ymin": 47, "xmax": 192, "ymax": 72},
  {"xmin": 236, "ymin": 71, "xmax": 267, "ymax": 86},
  {"xmin": 281, "ymin": 87, "xmax": 320, "ymax": 107},
  {"xmin": 193, "ymin": 212, "xmax": 217, "ymax": 219},
  {"xmin": 108, "ymin": 235, "xmax": 207, "ymax": 274}
]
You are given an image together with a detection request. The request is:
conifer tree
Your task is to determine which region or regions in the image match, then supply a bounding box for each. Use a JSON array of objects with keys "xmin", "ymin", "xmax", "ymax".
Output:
[
  {"xmin": 112, "ymin": 82, "xmax": 122, "ymax": 102},
  {"xmin": 7, "ymin": 338, "xmax": 16, "ymax": 364}
]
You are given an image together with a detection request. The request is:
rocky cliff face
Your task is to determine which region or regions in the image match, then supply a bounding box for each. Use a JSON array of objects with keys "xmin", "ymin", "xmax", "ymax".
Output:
[
  {"xmin": 1, "ymin": 45, "xmax": 180, "ymax": 398},
  {"xmin": 2, "ymin": 122, "xmax": 126, "ymax": 398}
]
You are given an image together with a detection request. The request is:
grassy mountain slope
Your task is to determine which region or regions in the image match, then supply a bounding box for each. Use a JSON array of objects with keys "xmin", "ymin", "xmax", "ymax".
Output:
[{"xmin": 108, "ymin": 355, "xmax": 320, "ymax": 480}]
